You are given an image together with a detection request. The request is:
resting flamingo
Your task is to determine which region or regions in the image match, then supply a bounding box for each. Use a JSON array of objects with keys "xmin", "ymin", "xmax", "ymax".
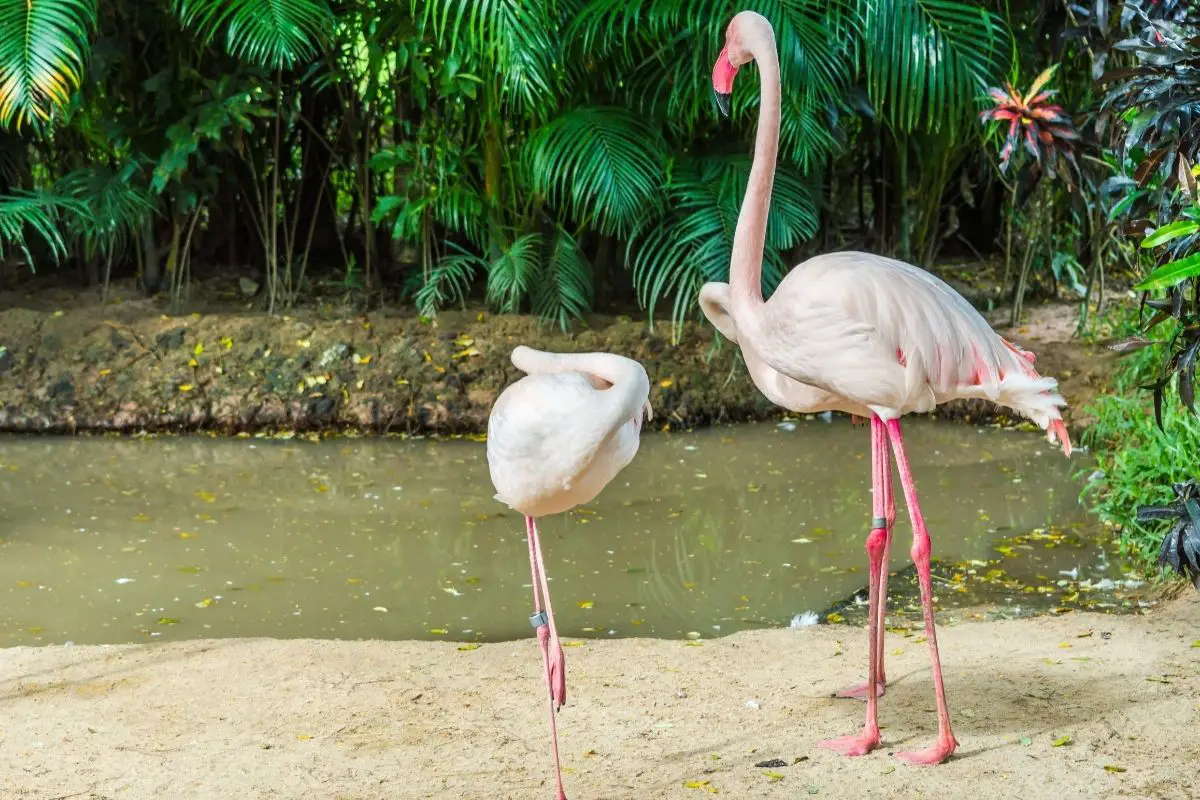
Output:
[
  {"xmin": 702, "ymin": 10, "xmax": 1072, "ymax": 765},
  {"xmin": 486, "ymin": 345, "xmax": 652, "ymax": 799}
]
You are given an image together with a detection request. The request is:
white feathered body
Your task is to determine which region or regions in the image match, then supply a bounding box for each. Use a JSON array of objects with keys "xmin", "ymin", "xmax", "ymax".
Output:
[
  {"xmin": 487, "ymin": 347, "xmax": 652, "ymax": 518},
  {"xmin": 702, "ymin": 251, "xmax": 1070, "ymax": 452}
]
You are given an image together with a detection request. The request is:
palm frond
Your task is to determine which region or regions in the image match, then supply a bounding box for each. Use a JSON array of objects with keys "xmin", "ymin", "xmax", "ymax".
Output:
[
  {"xmin": 412, "ymin": 0, "xmax": 559, "ymax": 111},
  {"xmin": 532, "ymin": 228, "xmax": 592, "ymax": 329},
  {"xmin": 0, "ymin": 0, "xmax": 98, "ymax": 128},
  {"xmin": 525, "ymin": 105, "xmax": 666, "ymax": 236},
  {"xmin": 486, "ymin": 232, "xmax": 543, "ymax": 313},
  {"xmin": 56, "ymin": 163, "xmax": 155, "ymax": 258},
  {"xmin": 0, "ymin": 189, "xmax": 80, "ymax": 268},
  {"xmin": 414, "ymin": 243, "xmax": 484, "ymax": 317},
  {"xmin": 857, "ymin": 0, "xmax": 1010, "ymax": 133},
  {"xmin": 629, "ymin": 153, "xmax": 817, "ymax": 336},
  {"xmin": 173, "ymin": 0, "xmax": 334, "ymax": 68}
]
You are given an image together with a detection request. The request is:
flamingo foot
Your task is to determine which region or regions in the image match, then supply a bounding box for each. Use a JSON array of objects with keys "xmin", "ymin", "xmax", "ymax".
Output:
[
  {"xmin": 896, "ymin": 733, "xmax": 958, "ymax": 766},
  {"xmin": 836, "ymin": 680, "xmax": 886, "ymax": 700},
  {"xmin": 819, "ymin": 727, "xmax": 881, "ymax": 757}
]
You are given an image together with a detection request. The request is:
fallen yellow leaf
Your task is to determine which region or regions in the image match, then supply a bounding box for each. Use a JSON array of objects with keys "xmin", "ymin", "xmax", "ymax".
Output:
[{"xmin": 577, "ymin": 600, "xmax": 595, "ymax": 609}]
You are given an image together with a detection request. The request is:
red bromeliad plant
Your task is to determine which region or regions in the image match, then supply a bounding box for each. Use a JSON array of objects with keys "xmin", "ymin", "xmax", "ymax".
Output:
[{"xmin": 981, "ymin": 65, "xmax": 1082, "ymax": 189}]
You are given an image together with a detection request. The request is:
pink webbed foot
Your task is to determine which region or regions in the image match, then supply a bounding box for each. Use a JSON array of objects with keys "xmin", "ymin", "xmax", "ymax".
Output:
[
  {"xmin": 819, "ymin": 727, "xmax": 881, "ymax": 757},
  {"xmin": 836, "ymin": 680, "xmax": 886, "ymax": 700},
  {"xmin": 896, "ymin": 733, "xmax": 958, "ymax": 765}
]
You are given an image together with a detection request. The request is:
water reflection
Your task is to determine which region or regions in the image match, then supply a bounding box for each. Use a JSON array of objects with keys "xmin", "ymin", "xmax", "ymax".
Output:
[{"xmin": 0, "ymin": 418, "xmax": 1117, "ymax": 647}]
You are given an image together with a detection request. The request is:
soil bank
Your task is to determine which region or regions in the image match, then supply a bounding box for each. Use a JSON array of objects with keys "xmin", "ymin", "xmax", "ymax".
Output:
[
  {"xmin": 0, "ymin": 595, "xmax": 1195, "ymax": 799},
  {"xmin": 0, "ymin": 282, "xmax": 1116, "ymax": 435}
]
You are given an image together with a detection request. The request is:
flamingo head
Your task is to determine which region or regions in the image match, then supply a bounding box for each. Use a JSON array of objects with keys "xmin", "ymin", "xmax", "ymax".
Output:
[{"xmin": 711, "ymin": 12, "xmax": 766, "ymax": 116}]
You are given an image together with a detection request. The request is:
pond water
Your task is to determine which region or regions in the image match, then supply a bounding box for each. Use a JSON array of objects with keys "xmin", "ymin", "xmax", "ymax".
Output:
[{"xmin": 0, "ymin": 419, "xmax": 1137, "ymax": 648}]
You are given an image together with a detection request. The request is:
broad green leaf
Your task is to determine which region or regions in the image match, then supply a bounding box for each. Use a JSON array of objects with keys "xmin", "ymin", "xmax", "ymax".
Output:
[
  {"xmin": 1140, "ymin": 220, "xmax": 1200, "ymax": 249},
  {"xmin": 1134, "ymin": 253, "xmax": 1200, "ymax": 292},
  {"xmin": 173, "ymin": 0, "xmax": 334, "ymax": 68}
]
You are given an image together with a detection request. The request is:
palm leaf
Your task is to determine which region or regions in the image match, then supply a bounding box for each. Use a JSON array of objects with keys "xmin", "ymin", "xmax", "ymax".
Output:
[
  {"xmin": 629, "ymin": 153, "xmax": 817, "ymax": 336},
  {"xmin": 56, "ymin": 163, "xmax": 155, "ymax": 258},
  {"xmin": 525, "ymin": 105, "xmax": 667, "ymax": 236},
  {"xmin": 485, "ymin": 232, "xmax": 543, "ymax": 313},
  {"xmin": 173, "ymin": 0, "xmax": 334, "ymax": 68},
  {"xmin": 0, "ymin": 0, "xmax": 97, "ymax": 128},
  {"xmin": 0, "ymin": 189, "xmax": 81, "ymax": 268},
  {"xmin": 415, "ymin": 243, "xmax": 485, "ymax": 317},
  {"xmin": 412, "ymin": 0, "xmax": 559, "ymax": 111},
  {"xmin": 532, "ymin": 228, "xmax": 593, "ymax": 329},
  {"xmin": 857, "ymin": 0, "xmax": 1010, "ymax": 133}
]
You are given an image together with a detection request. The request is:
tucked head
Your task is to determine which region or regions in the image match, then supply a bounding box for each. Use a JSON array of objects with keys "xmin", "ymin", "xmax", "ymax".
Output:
[{"xmin": 711, "ymin": 11, "xmax": 771, "ymax": 116}]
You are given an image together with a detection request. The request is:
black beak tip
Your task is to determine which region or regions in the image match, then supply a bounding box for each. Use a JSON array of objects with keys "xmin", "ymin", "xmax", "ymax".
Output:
[{"xmin": 713, "ymin": 90, "xmax": 731, "ymax": 117}]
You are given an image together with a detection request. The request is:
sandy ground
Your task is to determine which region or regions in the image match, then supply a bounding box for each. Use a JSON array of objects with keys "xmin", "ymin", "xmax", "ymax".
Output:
[{"xmin": 0, "ymin": 596, "xmax": 1195, "ymax": 800}]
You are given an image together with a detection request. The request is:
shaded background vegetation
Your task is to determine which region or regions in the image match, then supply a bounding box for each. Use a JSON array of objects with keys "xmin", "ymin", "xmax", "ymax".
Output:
[{"xmin": 0, "ymin": 0, "xmax": 1090, "ymax": 328}]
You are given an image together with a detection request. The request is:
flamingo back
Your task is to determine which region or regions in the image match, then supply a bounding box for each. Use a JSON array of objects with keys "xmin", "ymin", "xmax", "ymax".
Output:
[{"xmin": 487, "ymin": 354, "xmax": 650, "ymax": 518}]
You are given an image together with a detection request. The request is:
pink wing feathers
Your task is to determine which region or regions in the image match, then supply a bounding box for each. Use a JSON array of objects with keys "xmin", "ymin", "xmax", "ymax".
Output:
[{"xmin": 755, "ymin": 252, "xmax": 1071, "ymax": 455}]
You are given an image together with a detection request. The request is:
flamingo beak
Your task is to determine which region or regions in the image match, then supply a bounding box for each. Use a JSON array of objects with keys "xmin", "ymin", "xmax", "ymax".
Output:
[
  {"xmin": 711, "ymin": 45, "xmax": 736, "ymax": 118},
  {"xmin": 713, "ymin": 89, "xmax": 731, "ymax": 117}
]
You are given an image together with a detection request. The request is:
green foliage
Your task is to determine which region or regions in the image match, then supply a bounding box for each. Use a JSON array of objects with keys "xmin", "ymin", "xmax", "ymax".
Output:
[
  {"xmin": 1083, "ymin": 363, "xmax": 1200, "ymax": 574},
  {"xmin": 0, "ymin": 0, "xmax": 1019, "ymax": 329},
  {"xmin": 525, "ymin": 106, "xmax": 666, "ymax": 237},
  {"xmin": 173, "ymin": 0, "xmax": 334, "ymax": 68},
  {"xmin": 0, "ymin": 0, "xmax": 98, "ymax": 128},
  {"xmin": 0, "ymin": 189, "xmax": 76, "ymax": 264}
]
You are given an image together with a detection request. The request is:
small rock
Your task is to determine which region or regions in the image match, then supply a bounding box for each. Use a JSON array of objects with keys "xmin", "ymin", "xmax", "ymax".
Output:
[
  {"xmin": 0, "ymin": 345, "xmax": 13, "ymax": 373},
  {"xmin": 156, "ymin": 327, "xmax": 186, "ymax": 351},
  {"xmin": 675, "ymin": 690, "xmax": 688, "ymax": 699},
  {"xmin": 319, "ymin": 343, "xmax": 349, "ymax": 367},
  {"xmin": 745, "ymin": 699, "xmax": 761, "ymax": 709},
  {"xmin": 239, "ymin": 277, "xmax": 259, "ymax": 297},
  {"xmin": 48, "ymin": 376, "xmax": 75, "ymax": 404},
  {"xmin": 755, "ymin": 759, "xmax": 788, "ymax": 769}
]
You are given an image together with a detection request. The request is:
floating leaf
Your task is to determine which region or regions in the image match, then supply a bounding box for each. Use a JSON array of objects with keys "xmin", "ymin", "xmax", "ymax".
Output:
[
  {"xmin": 195, "ymin": 597, "xmax": 214, "ymax": 608},
  {"xmin": 132, "ymin": 513, "xmax": 151, "ymax": 522},
  {"xmin": 825, "ymin": 612, "xmax": 844, "ymax": 623},
  {"xmin": 178, "ymin": 532, "xmax": 196, "ymax": 539},
  {"xmin": 156, "ymin": 617, "xmax": 180, "ymax": 625},
  {"xmin": 194, "ymin": 491, "xmax": 216, "ymax": 503},
  {"xmin": 577, "ymin": 600, "xmax": 595, "ymax": 609},
  {"xmin": 429, "ymin": 628, "xmax": 448, "ymax": 635}
]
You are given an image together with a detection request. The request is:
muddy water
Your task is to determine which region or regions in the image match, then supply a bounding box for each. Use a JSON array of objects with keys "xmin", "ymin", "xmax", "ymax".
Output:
[{"xmin": 0, "ymin": 419, "xmax": 1128, "ymax": 647}]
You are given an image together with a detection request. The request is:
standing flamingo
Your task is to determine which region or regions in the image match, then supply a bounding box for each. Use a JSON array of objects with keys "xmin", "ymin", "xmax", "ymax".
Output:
[
  {"xmin": 487, "ymin": 345, "xmax": 653, "ymax": 799},
  {"xmin": 703, "ymin": 11, "xmax": 1072, "ymax": 765}
]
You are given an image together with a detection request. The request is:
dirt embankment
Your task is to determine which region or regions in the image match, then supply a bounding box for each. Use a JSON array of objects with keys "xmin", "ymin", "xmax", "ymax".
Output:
[{"xmin": 0, "ymin": 282, "xmax": 1117, "ymax": 436}]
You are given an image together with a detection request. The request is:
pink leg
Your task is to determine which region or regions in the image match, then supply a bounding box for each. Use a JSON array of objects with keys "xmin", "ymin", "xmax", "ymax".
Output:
[
  {"xmin": 884, "ymin": 419, "xmax": 958, "ymax": 765},
  {"xmin": 839, "ymin": 421, "xmax": 895, "ymax": 699},
  {"xmin": 526, "ymin": 516, "xmax": 568, "ymax": 799},
  {"xmin": 820, "ymin": 416, "xmax": 888, "ymax": 756}
]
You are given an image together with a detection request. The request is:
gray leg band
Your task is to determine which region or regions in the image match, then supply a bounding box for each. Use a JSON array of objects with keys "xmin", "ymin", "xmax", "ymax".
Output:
[
  {"xmin": 530, "ymin": 610, "xmax": 549, "ymax": 629},
  {"xmin": 871, "ymin": 516, "xmax": 887, "ymax": 530}
]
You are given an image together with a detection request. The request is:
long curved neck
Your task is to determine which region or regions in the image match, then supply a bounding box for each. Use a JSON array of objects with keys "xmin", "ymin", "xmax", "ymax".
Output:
[{"xmin": 729, "ymin": 23, "xmax": 781, "ymax": 323}]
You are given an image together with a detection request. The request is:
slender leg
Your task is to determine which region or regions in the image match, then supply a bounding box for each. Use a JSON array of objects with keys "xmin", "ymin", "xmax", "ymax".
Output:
[
  {"xmin": 884, "ymin": 419, "xmax": 958, "ymax": 765},
  {"xmin": 838, "ymin": 418, "xmax": 894, "ymax": 699},
  {"xmin": 819, "ymin": 415, "xmax": 888, "ymax": 756},
  {"xmin": 526, "ymin": 516, "xmax": 568, "ymax": 799}
]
